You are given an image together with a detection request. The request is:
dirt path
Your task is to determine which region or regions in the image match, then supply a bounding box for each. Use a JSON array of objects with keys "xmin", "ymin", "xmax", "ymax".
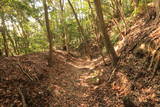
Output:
[
  {"xmin": 48, "ymin": 57, "xmax": 97, "ymax": 106},
  {"xmin": 2, "ymin": 50, "xmax": 160, "ymax": 107},
  {"xmin": 0, "ymin": 51, "xmax": 107, "ymax": 106}
]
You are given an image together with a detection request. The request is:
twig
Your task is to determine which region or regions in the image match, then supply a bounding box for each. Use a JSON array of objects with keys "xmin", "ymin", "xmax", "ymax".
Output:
[
  {"xmin": 150, "ymin": 35, "xmax": 160, "ymax": 41},
  {"xmin": 18, "ymin": 87, "xmax": 27, "ymax": 107},
  {"xmin": 148, "ymin": 45, "xmax": 160, "ymax": 71},
  {"xmin": 17, "ymin": 63, "xmax": 34, "ymax": 81},
  {"xmin": 148, "ymin": 52, "xmax": 156, "ymax": 71},
  {"xmin": 108, "ymin": 67, "xmax": 117, "ymax": 82},
  {"xmin": 148, "ymin": 53, "xmax": 160, "ymax": 83}
]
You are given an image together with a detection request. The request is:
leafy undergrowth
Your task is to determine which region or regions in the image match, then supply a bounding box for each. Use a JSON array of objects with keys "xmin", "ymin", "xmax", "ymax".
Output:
[{"xmin": 1, "ymin": 13, "xmax": 160, "ymax": 107}]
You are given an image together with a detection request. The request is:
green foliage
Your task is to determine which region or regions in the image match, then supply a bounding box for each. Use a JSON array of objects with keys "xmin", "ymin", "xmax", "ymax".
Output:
[
  {"xmin": 0, "ymin": 36, "xmax": 3, "ymax": 49},
  {"xmin": 111, "ymin": 32, "xmax": 119, "ymax": 45},
  {"xmin": 0, "ymin": 0, "xmax": 151, "ymax": 55},
  {"xmin": 29, "ymin": 34, "xmax": 48, "ymax": 52}
]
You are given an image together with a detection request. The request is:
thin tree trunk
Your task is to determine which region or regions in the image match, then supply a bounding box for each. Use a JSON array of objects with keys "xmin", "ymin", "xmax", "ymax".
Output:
[
  {"xmin": 87, "ymin": 0, "xmax": 106, "ymax": 63},
  {"xmin": 12, "ymin": 21, "xmax": 23, "ymax": 54},
  {"xmin": 155, "ymin": 0, "xmax": 160, "ymax": 21},
  {"xmin": 43, "ymin": 0, "xmax": 54, "ymax": 67},
  {"xmin": 10, "ymin": 17, "xmax": 20, "ymax": 54},
  {"xmin": 59, "ymin": 0, "xmax": 69, "ymax": 52},
  {"xmin": 94, "ymin": 0, "xmax": 118, "ymax": 66},
  {"xmin": 6, "ymin": 30, "xmax": 17, "ymax": 55},
  {"xmin": 15, "ymin": 10, "xmax": 30, "ymax": 54},
  {"xmin": 67, "ymin": 0, "xmax": 85, "ymax": 39},
  {"xmin": 68, "ymin": 0, "xmax": 91, "ymax": 58},
  {"xmin": 112, "ymin": 0, "xmax": 127, "ymax": 34},
  {"xmin": 4, "ymin": 19, "xmax": 17, "ymax": 55},
  {"xmin": 1, "ymin": 29, "xmax": 9, "ymax": 57},
  {"xmin": 1, "ymin": 14, "xmax": 9, "ymax": 56},
  {"xmin": 18, "ymin": 20, "xmax": 29, "ymax": 54}
]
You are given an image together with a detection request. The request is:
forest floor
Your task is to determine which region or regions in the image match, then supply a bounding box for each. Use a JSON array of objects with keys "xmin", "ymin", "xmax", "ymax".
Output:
[
  {"xmin": 1, "ymin": 11, "xmax": 160, "ymax": 107},
  {"xmin": 0, "ymin": 50, "xmax": 113, "ymax": 107}
]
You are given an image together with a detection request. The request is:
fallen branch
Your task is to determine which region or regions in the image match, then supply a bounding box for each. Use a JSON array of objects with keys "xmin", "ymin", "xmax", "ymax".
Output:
[
  {"xmin": 148, "ymin": 44, "xmax": 160, "ymax": 71},
  {"xmin": 148, "ymin": 51, "xmax": 160, "ymax": 83},
  {"xmin": 18, "ymin": 87, "xmax": 27, "ymax": 107},
  {"xmin": 108, "ymin": 67, "xmax": 117, "ymax": 82},
  {"xmin": 16, "ymin": 63, "xmax": 33, "ymax": 81},
  {"xmin": 129, "ymin": 27, "xmax": 157, "ymax": 52}
]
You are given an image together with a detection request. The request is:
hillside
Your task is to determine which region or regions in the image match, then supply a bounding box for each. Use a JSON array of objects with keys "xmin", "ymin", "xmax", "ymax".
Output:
[
  {"xmin": 1, "ymin": 0, "xmax": 160, "ymax": 107},
  {"xmin": 1, "ymin": 15, "xmax": 160, "ymax": 106}
]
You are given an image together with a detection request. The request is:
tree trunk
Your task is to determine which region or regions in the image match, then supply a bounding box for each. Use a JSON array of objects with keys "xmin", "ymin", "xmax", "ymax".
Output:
[
  {"xmin": 6, "ymin": 30, "xmax": 17, "ymax": 55},
  {"xmin": 59, "ymin": 0, "xmax": 69, "ymax": 52},
  {"xmin": 17, "ymin": 20, "xmax": 29, "ymax": 54},
  {"xmin": 154, "ymin": 0, "xmax": 160, "ymax": 21},
  {"xmin": 87, "ymin": 0, "xmax": 106, "ymax": 63},
  {"xmin": 112, "ymin": 0, "xmax": 127, "ymax": 34},
  {"xmin": 94, "ymin": 0, "xmax": 118, "ymax": 66},
  {"xmin": 10, "ymin": 16, "xmax": 20, "ymax": 54},
  {"xmin": 68, "ymin": 0, "xmax": 89, "ymax": 58},
  {"xmin": 67, "ymin": 0, "xmax": 85, "ymax": 39},
  {"xmin": 11, "ymin": 20, "xmax": 22, "ymax": 54},
  {"xmin": 1, "ymin": 14, "xmax": 9, "ymax": 57},
  {"xmin": 3, "ymin": 18, "xmax": 17, "ymax": 55},
  {"xmin": 43, "ymin": 0, "xmax": 54, "ymax": 67}
]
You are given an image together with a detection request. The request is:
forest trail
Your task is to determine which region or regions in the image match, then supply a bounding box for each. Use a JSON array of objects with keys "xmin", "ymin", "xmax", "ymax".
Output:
[
  {"xmin": 2, "ymin": 0, "xmax": 160, "ymax": 106},
  {"xmin": 0, "ymin": 50, "xmax": 108, "ymax": 106},
  {"xmin": 2, "ymin": 17, "xmax": 160, "ymax": 106},
  {"xmin": 48, "ymin": 51, "xmax": 102, "ymax": 106}
]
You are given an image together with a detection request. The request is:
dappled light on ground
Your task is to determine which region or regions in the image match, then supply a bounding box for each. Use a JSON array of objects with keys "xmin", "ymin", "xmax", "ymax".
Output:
[
  {"xmin": 2, "ymin": 12, "xmax": 160, "ymax": 106},
  {"xmin": 2, "ymin": 0, "xmax": 160, "ymax": 106},
  {"xmin": 111, "ymin": 72, "xmax": 131, "ymax": 96},
  {"xmin": 1, "ymin": 46, "xmax": 160, "ymax": 106}
]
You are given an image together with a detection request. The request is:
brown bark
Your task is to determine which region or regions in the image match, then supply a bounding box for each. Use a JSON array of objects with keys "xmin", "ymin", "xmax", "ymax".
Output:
[
  {"xmin": 87, "ymin": 0, "xmax": 106, "ymax": 63},
  {"xmin": 43, "ymin": 0, "xmax": 54, "ymax": 67},
  {"xmin": 94, "ymin": 0, "xmax": 118, "ymax": 66}
]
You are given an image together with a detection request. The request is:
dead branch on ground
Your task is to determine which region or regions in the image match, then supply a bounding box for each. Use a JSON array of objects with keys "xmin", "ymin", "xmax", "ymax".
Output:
[
  {"xmin": 16, "ymin": 63, "xmax": 34, "ymax": 81},
  {"xmin": 18, "ymin": 87, "xmax": 27, "ymax": 107}
]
